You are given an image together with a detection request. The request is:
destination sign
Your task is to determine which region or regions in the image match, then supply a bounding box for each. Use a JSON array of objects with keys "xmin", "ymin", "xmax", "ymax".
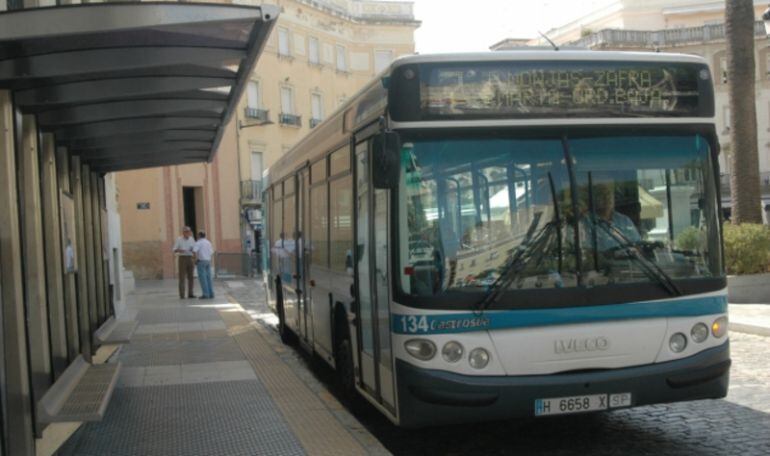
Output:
[{"xmin": 409, "ymin": 61, "xmax": 712, "ymax": 119}]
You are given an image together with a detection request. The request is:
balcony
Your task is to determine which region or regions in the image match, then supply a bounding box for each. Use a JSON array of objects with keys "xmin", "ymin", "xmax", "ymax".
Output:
[
  {"xmin": 720, "ymin": 172, "xmax": 770, "ymax": 199},
  {"xmin": 309, "ymin": 117, "xmax": 323, "ymax": 128},
  {"xmin": 570, "ymin": 20, "xmax": 767, "ymax": 49},
  {"xmin": 240, "ymin": 180, "xmax": 263, "ymax": 204},
  {"xmin": 279, "ymin": 113, "xmax": 301, "ymax": 127},
  {"xmin": 243, "ymin": 107, "xmax": 269, "ymax": 124}
]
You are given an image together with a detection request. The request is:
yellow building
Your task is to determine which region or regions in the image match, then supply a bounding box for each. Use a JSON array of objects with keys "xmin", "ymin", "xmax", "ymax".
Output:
[
  {"xmin": 117, "ymin": 0, "xmax": 419, "ymax": 279},
  {"xmin": 492, "ymin": 0, "xmax": 770, "ymax": 212}
]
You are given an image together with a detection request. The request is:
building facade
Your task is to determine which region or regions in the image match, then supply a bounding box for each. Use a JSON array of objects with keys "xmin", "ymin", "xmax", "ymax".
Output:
[
  {"xmin": 492, "ymin": 0, "xmax": 770, "ymax": 208},
  {"xmin": 117, "ymin": 0, "xmax": 418, "ymax": 279}
]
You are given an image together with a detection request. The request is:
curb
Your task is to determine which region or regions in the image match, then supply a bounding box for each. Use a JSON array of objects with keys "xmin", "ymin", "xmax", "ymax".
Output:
[{"xmin": 730, "ymin": 322, "xmax": 770, "ymax": 337}]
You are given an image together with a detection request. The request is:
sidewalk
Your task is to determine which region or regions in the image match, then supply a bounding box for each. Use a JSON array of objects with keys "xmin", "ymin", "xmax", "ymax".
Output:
[
  {"xmin": 729, "ymin": 304, "xmax": 770, "ymax": 337},
  {"xmin": 60, "ymin": 279, "xmax": 387, "ymax": 456}
]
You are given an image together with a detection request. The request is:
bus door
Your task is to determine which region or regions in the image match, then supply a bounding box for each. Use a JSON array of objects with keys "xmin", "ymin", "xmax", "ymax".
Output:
[
  {"xmin": 354, "ymin": 138, "xmax": 396, "ymax": 412},
  {"xmin": 296, "ymin": 166, "xmax": 312, "ymax": 343}
]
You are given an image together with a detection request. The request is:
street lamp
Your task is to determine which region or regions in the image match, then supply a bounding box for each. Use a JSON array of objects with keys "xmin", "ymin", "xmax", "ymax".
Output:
[{"xmin": 763, "ymin": 4, "xmax": 770, "ymax": 36}]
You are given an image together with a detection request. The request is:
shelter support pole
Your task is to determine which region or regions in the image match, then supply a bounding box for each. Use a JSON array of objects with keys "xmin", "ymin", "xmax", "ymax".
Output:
[
  {"xmin": 58, "ymin": 147, "xmax": 80, "ymax": 361},
  {"xmin": 0, "ymin": 91, "xmax": 35, "ymax": 455},
  {"xmin": 71, "ymin": 156, "xmax": 92, "ymax": 361},
  {"xmin": 90, "ymin": 172, "xmax": 106, "ymax": 325},
  {"xmin": 40, "ymin": 133, "xmax": 68, "ymax": 378},
  {"xmin": 81, "ymin": 165, "xmax": 97, "ymax": 343},
  {"xmin": 18, "ymin": 114, "xmax": 52, "ymax": 438}
]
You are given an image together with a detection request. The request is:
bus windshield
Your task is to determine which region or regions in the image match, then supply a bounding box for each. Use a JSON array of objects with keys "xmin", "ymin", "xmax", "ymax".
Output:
[{"xmin": 397, "ymin": 132, "xmax": 722, "ymax": 301}]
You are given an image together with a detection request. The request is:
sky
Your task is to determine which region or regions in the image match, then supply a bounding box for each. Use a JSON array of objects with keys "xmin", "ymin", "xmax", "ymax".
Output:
[{"xmin": 413, "ymin": 0, "xmax": 615, "ymax": 54}]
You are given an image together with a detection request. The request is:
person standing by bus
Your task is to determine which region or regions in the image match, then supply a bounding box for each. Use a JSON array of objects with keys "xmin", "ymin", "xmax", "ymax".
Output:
[
  {"xmin": 173, "ymin": 226, "xmax": 196, "ymax": 299},
  {"xmin": 193, "ymin": 230, "xmax": 215, "ymax": 299}
]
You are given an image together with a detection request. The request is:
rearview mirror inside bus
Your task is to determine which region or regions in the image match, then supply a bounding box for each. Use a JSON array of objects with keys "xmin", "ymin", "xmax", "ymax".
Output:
[{"xmin": 372, "ymin": 131, "xmax": 400, "ymax": 189}]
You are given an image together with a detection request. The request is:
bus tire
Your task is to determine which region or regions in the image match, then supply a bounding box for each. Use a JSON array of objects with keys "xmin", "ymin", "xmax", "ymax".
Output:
[
  {"xmin": 276, "ymin": 290, "xmax": 295, "ymax": 345},
  {"xmin": 335, "ymin": 337, "xmax": 359, "ymax": 406}
]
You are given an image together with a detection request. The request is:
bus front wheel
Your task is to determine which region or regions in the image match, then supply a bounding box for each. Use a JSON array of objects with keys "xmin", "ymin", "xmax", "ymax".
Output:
[
  {"xmin": 336, "ymin": 338, "xmax": 358, "ymax": 404},
  {"xmin": 277, "ymin": 298, "xmax": 295, "ymax": 345}
]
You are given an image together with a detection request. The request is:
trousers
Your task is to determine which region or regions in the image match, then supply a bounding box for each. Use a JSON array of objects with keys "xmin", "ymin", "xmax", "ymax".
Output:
[
  {"xmin": 178, "ymin": 255, "xmax": 194, "ymax": 298},
  {"xmin": 197, "ymin": 260, "xmax": 213, "ymax": 298}
]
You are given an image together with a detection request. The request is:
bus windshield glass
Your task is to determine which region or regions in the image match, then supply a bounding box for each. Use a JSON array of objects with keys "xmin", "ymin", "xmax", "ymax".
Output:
[{"xmin": 397, "ymin": 133, "xmax": 722, "ymax": 300}]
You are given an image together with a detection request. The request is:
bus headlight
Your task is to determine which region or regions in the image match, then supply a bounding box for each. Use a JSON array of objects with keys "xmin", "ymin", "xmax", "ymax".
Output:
[
  {"xmin": 691, "ymin": 323, "xmax": 709, "ymax": 343},
  {"xmin": 712, "ymin": 317, "xmax": 728, "ymax": 338},
  {"xmin": 405, "ymin": 339, "xmax": 436, "ymax": 361},
  {"xmin": 441, "ymin": 341, "xmax": 464, "ymax": 363},
  {"xmin": 469, "ymin": 348, "xmax": 490, "ymax": 369},
  {"xmin": 669, "ymin": 333, "xmax": 687, "ymax": 353}
]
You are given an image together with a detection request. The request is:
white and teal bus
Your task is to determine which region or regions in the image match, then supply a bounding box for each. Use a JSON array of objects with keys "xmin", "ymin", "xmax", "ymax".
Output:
[{"xmin": 263, "ymin": 51, "xmax": 729, "ymax": 427}]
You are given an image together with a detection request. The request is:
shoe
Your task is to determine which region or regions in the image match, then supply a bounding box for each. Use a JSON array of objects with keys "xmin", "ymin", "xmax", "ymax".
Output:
[
  {"xmin": 188, "ymin": 295, "xmax": 196, "ymax": 298},
  {"xmin": 199, "ymin": 296, "xmax": 207, "ymax": 300}
]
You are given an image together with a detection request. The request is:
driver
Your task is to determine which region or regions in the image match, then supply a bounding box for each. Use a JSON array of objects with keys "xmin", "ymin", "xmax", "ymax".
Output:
[{"xmin": 582, "ymin": 182, "xmax": 641, "ymax": 252}]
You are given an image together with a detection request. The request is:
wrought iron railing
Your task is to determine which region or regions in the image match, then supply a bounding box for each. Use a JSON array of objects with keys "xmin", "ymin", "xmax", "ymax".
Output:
[
  {"xmin": 309, "ymin": 117, "xmax": 323, "ymax": 128},
  {"xmin": 720, "ymin": 172, "xmax": 770, "ymax": 197},
  {"xmin": 244, "ymin": 107, "xmax": 269, "ymax": 123},
  {"xmin": 279, "ymin": 113, "xmax": 301, "ymax": 127},
  {"xmin": 240, "ymin": 179, "xmax": 263, "ymax": 202}
]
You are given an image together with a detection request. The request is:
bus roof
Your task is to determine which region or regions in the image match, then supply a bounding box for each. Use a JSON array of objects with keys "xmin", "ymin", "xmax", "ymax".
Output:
[{"xmin": 385, "ymin": 50, "xmax": 708, "ymax": 71}]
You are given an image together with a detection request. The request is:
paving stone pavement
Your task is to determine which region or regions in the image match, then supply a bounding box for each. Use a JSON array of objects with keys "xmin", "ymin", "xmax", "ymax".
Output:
[
  {"xmin": 228, "ymin": 278, "xmax": 770, "ymax": 456},
  {"xmin": 59, "ymin": 279, "xmax": 383, "ymax": 456}
]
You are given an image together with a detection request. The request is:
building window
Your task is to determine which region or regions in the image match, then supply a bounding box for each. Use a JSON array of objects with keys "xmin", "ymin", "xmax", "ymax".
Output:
[
  {"xmin": 244, "ymin": 80, "xmax": 269, "ymax": 122},
  {"xmin": 278, "ymin": 27, "xmax": 291, "ymax": 57},
  {"xmin": 310, "ymin": 93, "xmax": 323, "ymax": 128},
  {"xmin": 722, "ymin": 105, "xmax": 731, "ymax": 135},
  {"xmin": 250, "ymin": 150, "xmax": 263, "ymax": 181},
  {"xmin": 335, "ymin": 45, "xmax": 347, "ymax": 72},
  {"xmin": 280, "ymin": 87, "xmax": 301, "ymax": 126},
  {"xmin": 247, "ymin": 80, "xmax": 260, "ymax": 108},
  {"xmin": 718, "ymin": 55, "xmax": 727, "ymax": 84},
  {"xmin": 309, "ymin": 37, "xmax": 320, "ymax": 65},
  {"xmin": 374, "ymin": 50, "xmax": 393, "ymax": 73},
  {"xmin": 280, "ymin": 86, "xmax": 294, "ymax": 114}
]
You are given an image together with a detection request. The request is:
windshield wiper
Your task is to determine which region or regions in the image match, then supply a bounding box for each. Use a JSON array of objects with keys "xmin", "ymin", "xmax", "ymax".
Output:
[
  {"xmin": 474, "ymin": 219, "xmax": 559, "ymax": 313},
  {"xmin": 595, "ymin": 219, "xmax": 682, "ymax": 296}
]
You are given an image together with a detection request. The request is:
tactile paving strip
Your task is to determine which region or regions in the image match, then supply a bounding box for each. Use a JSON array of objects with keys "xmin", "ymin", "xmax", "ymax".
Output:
[
  {"xmin": 119, "ymin": 339, "xmax": 245, "ymax": 367},
  {"xmin": 224, "ymin": 311, "xmax": 368, "ymax": 456},
  {"xmin": 58, "ymin": 380, "xmax": 306, "ymax": 456}
]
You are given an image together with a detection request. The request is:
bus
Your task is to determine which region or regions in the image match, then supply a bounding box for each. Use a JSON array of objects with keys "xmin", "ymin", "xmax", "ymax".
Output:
[{"xmin": 263, "ymin": 51, "xmax": 729, "ymax": 427}]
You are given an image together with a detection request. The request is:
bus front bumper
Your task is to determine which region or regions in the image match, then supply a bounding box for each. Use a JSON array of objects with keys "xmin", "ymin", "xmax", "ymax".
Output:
[{"xmin": 395, "ymin": 341, "xmax": 730, "ymax": 428}]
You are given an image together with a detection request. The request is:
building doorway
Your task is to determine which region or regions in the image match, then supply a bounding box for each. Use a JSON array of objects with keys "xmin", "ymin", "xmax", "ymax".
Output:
[{"xmin": 183, "ymin": 187, "xmax": 204, "ymax": 235}]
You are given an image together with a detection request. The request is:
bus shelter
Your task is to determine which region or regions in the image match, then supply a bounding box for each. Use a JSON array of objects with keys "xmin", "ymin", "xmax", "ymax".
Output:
[{"xmin": 0, "ymin": 3, "xmax": 277, "ymax": 454}]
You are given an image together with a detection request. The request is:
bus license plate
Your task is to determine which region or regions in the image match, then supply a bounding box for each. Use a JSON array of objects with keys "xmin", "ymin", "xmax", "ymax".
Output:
[{"xmin": 534, "ymin": 393, "xmax": 631, "ymax": 416}]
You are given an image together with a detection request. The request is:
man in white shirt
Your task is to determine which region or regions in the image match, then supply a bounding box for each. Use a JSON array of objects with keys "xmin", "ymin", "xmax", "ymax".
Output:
[
  {"xmin": 172, "ymin": 226, "xmax": 196, "ymax": 298},
  {"xmin": 193, "ymin": 230, "xmax": 215, "ymax": 299}
]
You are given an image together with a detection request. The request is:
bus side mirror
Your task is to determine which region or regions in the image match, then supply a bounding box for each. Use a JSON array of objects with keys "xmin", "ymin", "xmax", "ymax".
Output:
[{"xmin": 372, "ymin": 131, "xmax": 400, "ymax": 189}]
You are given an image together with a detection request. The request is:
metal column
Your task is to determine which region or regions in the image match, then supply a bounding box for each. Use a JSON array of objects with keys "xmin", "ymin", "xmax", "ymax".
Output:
[
  {"xmin": 40, "ymin": 133, "xmax": 68, "ymax": 377},
  {"xmin": 58, "ymin": 147, "xmax": 80, "ymax": 361},
  {"xmin": 81, "ymin": 165, "xmax": 98, "ymax": 340},
  {"xmin": 0, "ymin": 91, "xmax": 34, "ymax": 455},
  {"xmin": 90, "ymin": 172, "xmax": 106, "ymax": 325},
  {"xmin": 17, "ymin": 114, "xmax": 51, "ymax": 437},
  {"xmin": 71, "ymin": 157, "xmax": 92, "ymax": 361}
]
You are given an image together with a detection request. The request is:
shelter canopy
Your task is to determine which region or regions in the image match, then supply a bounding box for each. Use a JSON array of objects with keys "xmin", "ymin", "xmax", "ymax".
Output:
[{"xmin": 0, "ymin": 2, "xmax": 278, "ymax": 172}]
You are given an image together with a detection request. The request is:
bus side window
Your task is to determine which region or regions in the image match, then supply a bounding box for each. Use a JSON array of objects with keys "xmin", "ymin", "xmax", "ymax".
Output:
[{"xmin": 330, "ymin": 175, "xmax": 353, "ymax": 275}]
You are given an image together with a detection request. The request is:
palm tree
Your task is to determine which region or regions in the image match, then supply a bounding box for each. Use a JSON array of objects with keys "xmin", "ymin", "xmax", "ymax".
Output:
[{"xmin": 725, "ymin": 0, "xmax": 762, "ymax": 223}]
